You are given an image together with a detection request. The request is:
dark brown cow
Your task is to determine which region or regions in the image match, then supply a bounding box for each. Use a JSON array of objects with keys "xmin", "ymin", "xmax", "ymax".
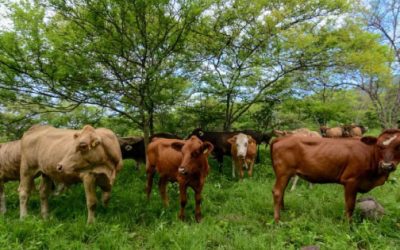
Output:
[
  {"xmin": 270, "ymin": 129, "xmax": 400, "ymax": 222},
  {"xmin": 118, "ymin": 133, "xmax": 182, "ymax": 168},
  {"xmin": 187, "ymin": 128, "xmax": 270, "ymax": 172},
  {"xmin": 19, "ymin": 125, "xmax": 123, "ymax": 223},
  {"xmin": 146, "ymin": 136, "xmax": 213, "ymax": 222}
]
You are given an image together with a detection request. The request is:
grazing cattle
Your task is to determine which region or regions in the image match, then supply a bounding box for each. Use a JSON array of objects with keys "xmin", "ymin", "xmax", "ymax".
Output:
[
  {"xmin": 273, "ymin": 128, "xmax": 321, "ymax": 191},
  {"xmin": 0, "ymin": 140, "xmax": 21, "ymax": 214},
  {"xmin": 227, "ymin": 133, "xmax": 257, "ymax": 180},
  {"xmin": 187, "ymin": 128, "xmax": 270, "ymax": 172},
  {"xmin": 19, "ymin": 125, "xmax": 123, "ymax": 223},
  {"xmin": 146, "ymin": 136, "xmax": 213, "ymax": 222},
  {"xmin": 320, "ymin": 126, "xmax": 344, "ymax": 138},
  {"xmin": 118, "ymin": 133, "xmax": 182, "ymax": 168},
  {"xmin": 343, "ymin": 124, "xmax": 367, "ymax": 137},
  {"xmin": 273, "ymin": 128, "xmax": 321, "ymax": 138},
  {"xmin": 270, "ymin": 129, "xmax": 400, "ymax": 222}
]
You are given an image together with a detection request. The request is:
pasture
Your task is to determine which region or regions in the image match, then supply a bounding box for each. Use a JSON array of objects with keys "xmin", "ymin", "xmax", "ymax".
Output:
[{"xmin": 1, "ymin": 147, "xmax": 400, "ymax": 249}]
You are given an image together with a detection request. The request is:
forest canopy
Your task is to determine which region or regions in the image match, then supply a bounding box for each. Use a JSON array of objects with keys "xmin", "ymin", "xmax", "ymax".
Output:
[{"xmin": 0, "ymin": 0, "xmax": 398, "ymax": 141}]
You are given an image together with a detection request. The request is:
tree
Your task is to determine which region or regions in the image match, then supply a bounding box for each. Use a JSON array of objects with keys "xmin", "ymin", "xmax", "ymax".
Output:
[
  {"xmin": 357, "ymin": 0, "xmax": 400, "ymax": 128},
  {"xmin": 0, "ymin": 0, "xmax": 207, "ymax": 145},
  {"xmin": 188, "ymin": 0, "xmax": 389, "ymax": 131}
]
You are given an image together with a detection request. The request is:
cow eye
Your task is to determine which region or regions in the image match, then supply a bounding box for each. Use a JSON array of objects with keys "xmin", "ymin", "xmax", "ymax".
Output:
[{"xmin": 191, "ymin": 151, "xmax": 199, "ymax": 158}]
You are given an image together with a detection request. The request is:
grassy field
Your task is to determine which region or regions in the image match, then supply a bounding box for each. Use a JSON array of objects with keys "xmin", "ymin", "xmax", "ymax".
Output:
[{"xmin": 1, "ymin": 147, "xmax": 400, "ymax": 249}]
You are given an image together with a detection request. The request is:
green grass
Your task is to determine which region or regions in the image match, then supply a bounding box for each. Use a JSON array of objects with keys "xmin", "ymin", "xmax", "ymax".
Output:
[{"xmin": 1, "ymin": 150, "xmax": 400, "ymax": 249}]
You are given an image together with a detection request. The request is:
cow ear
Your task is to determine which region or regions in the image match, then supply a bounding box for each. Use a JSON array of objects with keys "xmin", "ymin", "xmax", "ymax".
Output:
[
  {"xmin": 202, "ymin": 141, "xmax": 214, "ymax": 155},
  {"xmin": 361, "ymin": 136, "xmax": 377, "ymax": 145},
  {"xmin": 227, "ymin": 136, "xmax": 236, "ymax": 145},
  {"xmin": 91, "ymin": 138, "xmax": 101, "ymax": 149},
  {"xmin": 171, "ymin": 142, "xmax": 184, "ymax": 152}
]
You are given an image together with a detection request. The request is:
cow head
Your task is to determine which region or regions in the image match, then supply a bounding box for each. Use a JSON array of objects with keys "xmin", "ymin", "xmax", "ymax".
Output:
[
  {"xmin": 56, "ymin": 125, "xmax": 106, "ymax": 174},
  {"xmin": 188, "ymin": 128, "xmax": 204, "ymax": 139},
  {"xmin": 320, "ymin": 126, "xmax": 328, "ymax": 136},
  {"xmin": 361, "ymin": 129, "xmax": 400, "ymax": 172},
  {"xmin": 171, "ymin": 136, "xmax": 213, "ymax": 175},
  {"xmin": 227, "ymin": 133, "xmax": 251, "ymax": 160}
]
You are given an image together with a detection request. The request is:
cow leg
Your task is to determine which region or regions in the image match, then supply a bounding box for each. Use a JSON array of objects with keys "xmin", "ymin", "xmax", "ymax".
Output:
[
  {"xmin": 83, "ymin": 174, "xmax": 97, "ymax": 224},
  {"xmin": 290, "ymin": 176, "xmax": 299, "ymax": 192},
  {"xmin": 101, "ymin": 191, "xmax": 111, "ymax": 208},
  {"xmin": 158, "ymin": 176, "xmax": 169, "ymax": 207},
  {"xmin": 178, "ymin": 183, "xmax": 187, "ymax": 221},
  {"xmin": 145, "ymin": 164, "xmax": 156, "ymax": 200},
  {"xmin": 247, "ymin": 160, "xmax": 254, "ymax": 177},
  {"xmin": 194, "ymin": 187, "xmax": 203, "ymax": 222},
  {"xmin": 272, "ymin": 174, "xmax": 291, "ymax": 223},
  {"xmin": 39, "ymin": 175, "xmax": 53, "ymax": 219},
  {"xmin": 231, "ymin": 160, "xmax": 236, "ymax": 178},
  {"xmin": 239, "ymin": 160, "xmax": 244, "ymax": 180},
  {"xmin": 0, "ymin": 180, "xmax": 5, "ymax": 214},
  {"xmin": 19, "ymin": 164, "xmax": 35, "ymax": 219},
  {"xmin": 344, "ymin": 183, "xmax": 358, "ymax": 221}
]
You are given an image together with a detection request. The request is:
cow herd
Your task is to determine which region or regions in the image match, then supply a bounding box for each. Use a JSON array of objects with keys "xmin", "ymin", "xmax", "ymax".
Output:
[{"xmin": 0, "ymin": 123, "xmax": 400, "ymax": 224}]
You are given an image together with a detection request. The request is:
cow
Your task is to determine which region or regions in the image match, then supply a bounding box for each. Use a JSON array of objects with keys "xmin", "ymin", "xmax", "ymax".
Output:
[
  {"xmin": 273, "ymin": 128, "xmax": 322, "ymax": 191},
  {"xmin": 187, "ymin": 128, "xmax": 270, "ymax": 172},
  {"xmin": 227, "ymin": 133, "xmax": 257, "ymax": 180},
  {"xmin": 145, "ymin": 136, "xmax": 213, "ymax": 222},
  {"xmin": 118, "ymin": 132, "xmax": 182, "ymax": 169},
  {"xmin": 273, "ymin": 128, "xmax": 321, "ymax": 138},
  {"xmin": 0, "ymin": 140, "xmax": 21, "ymax": 214},
  {"xmin": 19, "ymin": 124, "xmax": 123, "ymax": 224},
  {"xmin": 320, "ymin": 126, "xmax": 344, "ymax": 138},
  {"xmin": 270, "ymin": 129, "xmax": 400, "ymax": 222},
  {"xmin": 343, "ymin": 124, "xmax": 367, "ymax": 137}
]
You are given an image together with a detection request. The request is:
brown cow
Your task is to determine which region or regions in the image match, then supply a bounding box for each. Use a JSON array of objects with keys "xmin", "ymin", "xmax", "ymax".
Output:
[
  {"xmin": 270, "ymin": 129, "xmax": 400, "ymax": 222},
  {"xmin": 227, "ymin": 133, "xmax": 257, "ymax": 180},
  {"xmin": 320, "ymin": 126, "xmax": 344, "ymax": 137},
  {"xmin": 273, "ymin": 128, "xmax": 321, "ymax": 191},
  {"xmin": 19, "ymin": 125, "xmax": 123, "ymax": 223},
  {"xmin": 146, "ymin": 136, "xmax": 213, "ymax": 222},
  {"xmin": 0, "ymin": 140, "xmax": 21, "ymax": 214}
]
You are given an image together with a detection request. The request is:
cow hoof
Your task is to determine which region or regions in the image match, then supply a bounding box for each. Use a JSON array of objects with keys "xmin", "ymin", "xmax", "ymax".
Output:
[{"xmin": 195, "ymin": 215, "xmax": 202, "ymax": 223}]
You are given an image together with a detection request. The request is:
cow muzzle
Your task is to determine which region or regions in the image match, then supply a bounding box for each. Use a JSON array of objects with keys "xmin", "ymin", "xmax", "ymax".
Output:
[
  {"xmin": 56, "ymin": 163, "xmax": 64, "ymax": 172},
  {"xmin": 178, "ymin": 167, "xmax": 187, "ymax": 175},
  {"xmin": 379, "ymin": 162, "xmax": 396, "ymax": 172}
]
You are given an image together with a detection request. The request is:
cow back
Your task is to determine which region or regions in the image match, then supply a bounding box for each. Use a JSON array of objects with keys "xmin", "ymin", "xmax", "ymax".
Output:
[{"xmin": 0, "ymin": 140, "xmax": 21, "ymax": 181}]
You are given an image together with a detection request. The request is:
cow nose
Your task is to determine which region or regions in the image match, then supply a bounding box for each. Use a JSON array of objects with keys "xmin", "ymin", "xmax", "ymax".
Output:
[
  {"xmin": 178, "ymin": 167, "xmax": 187, "ymax": 175},
  {"xmin": 57, "ymin": 164, "xmax": 63, "ymax": 172},
  {"xmin": 381, "ymin": 162, "xmax": 395, "ymax": 172}
]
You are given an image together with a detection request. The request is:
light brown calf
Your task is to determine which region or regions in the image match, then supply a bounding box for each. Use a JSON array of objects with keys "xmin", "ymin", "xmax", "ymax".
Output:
[
  {"xmin": 19, "ymin": 125, "xmax": 123, "ymax": 223},
  {"xmin": 146, "ymin": 136, "xmax": 213, "ymax": 222}
]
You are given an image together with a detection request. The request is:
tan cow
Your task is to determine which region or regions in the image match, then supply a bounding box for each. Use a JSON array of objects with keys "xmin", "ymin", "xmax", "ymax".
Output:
[
  {"xmin": 19, "ymin": 125, "xmax": 123, "ymax": 223},
  {"xmin": 320, "ymin": 126, "xmax": 344, "ymax": 138},
  {"xmin": 227, "ymin": 133, "xmax": 257, "ymax": 180},
  {"xmin": 273, "ymin": 128, "xmax": 321, "ymax": 138},
  {"xmin": 0, "ymin": 140, "xmax": 21, "ymax": 214}
]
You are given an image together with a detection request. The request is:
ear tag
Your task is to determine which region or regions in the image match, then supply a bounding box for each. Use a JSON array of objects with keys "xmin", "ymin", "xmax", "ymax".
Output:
[{"xmin": 203, "ymin": 148, "xmax": 208, "ymax": 154}]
